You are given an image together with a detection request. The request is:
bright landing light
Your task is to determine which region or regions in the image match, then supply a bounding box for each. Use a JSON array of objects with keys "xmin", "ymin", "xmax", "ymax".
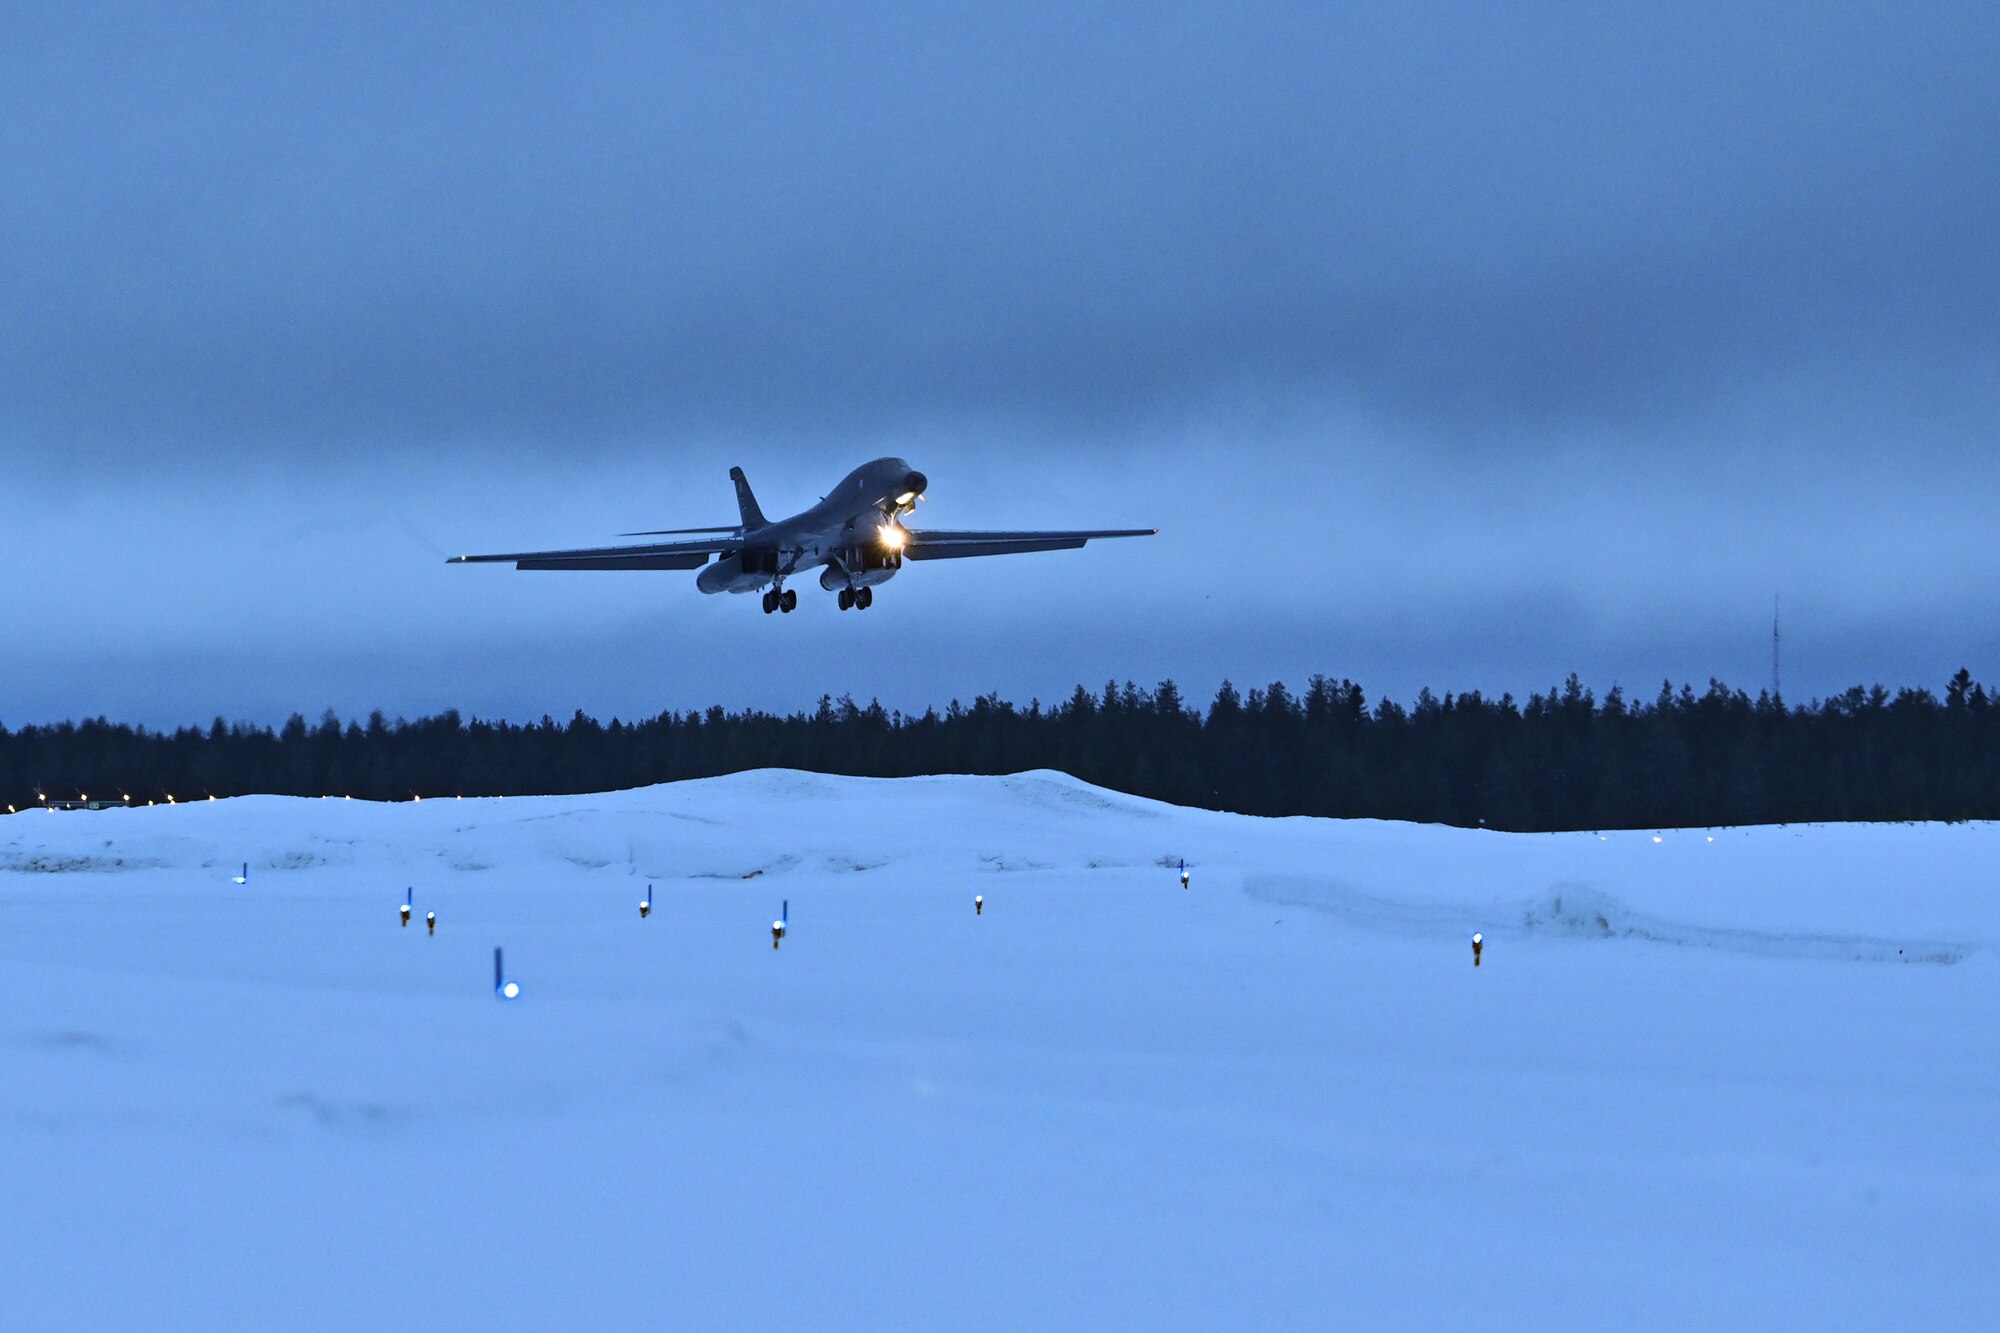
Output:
[
  {"xmin": 499, "ymin": 981, "xmax": 520, "ymax": 1000},
  {"xmin": 879, "ymin": 525, "xmax": 906, "ymax": 550}
]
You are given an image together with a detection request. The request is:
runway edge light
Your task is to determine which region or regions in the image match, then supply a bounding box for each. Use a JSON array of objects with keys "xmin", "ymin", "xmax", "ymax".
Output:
[{"xmin": 494, "ymin": 947, "xmax": 520, "ymax": 1000}]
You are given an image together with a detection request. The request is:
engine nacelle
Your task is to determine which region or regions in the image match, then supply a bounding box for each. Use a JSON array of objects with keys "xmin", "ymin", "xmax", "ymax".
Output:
[
  {"xmin": 697, "ymin": 546, "xmax": 781, "ymax": 594},
  {"xmin": 819, "ymin": 563, "xmax": 849, "ymax": 592}
]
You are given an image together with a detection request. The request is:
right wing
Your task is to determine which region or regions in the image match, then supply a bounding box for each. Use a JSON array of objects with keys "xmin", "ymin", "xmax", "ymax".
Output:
[
  {"xmin": 448, "ymin": 537, "xmax": 729, "ymax": 571},
  {"xmin": 903, "ymin": 528, "xmax": 1156, "ymax": 561}
]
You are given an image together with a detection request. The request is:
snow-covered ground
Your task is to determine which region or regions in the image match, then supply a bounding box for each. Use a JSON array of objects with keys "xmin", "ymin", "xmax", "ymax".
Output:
[{"xmin": 2, "ymin": 771, "xmax": 1993, "ymax": 1330}]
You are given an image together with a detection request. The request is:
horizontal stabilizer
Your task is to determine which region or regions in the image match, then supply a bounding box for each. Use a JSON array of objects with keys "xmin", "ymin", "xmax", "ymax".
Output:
[{"xmin": 617, "ymin": 527, "xmax": 742, "ymax": 537}]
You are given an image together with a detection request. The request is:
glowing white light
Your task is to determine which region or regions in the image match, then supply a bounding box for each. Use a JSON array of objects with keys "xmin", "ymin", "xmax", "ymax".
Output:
[
  {"xmin": 772, "ymin": 920, "xmax": 785, "ymax": 931},
  {"xmin": 640, "ymin": 899, "xmax": 651, "ymax": 909},
  {"xmin": 1706, "ymin": 835, "xmax": 1714, "ymax": 842},
  {"xmin": 1472, "ymin": 933, "xmax": 1483, "ymax": 944},
  {"xmin": 500, "ymin": 981, "xmax": 520, "ymax": 1000},
  {"xmin": 879, "ymin": 526, "xmax": 906, "ymax": 550},
  {"xmin": 1652, "ymin": 835, "xmax": 1663, "ymax": 843},
  {"xmin": 895, "ymin": 490, "xmax": 917, "ymax": 506}
]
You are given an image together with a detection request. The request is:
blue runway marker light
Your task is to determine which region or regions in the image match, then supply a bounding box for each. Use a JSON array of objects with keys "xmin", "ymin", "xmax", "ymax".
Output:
[{"xmin": 494, "ymin": 947, "xmax": 520, "ymax": 1000}]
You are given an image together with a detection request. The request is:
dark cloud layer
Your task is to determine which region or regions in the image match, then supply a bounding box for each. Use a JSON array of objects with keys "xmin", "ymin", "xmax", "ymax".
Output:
[
  {"xmin": 8, "ymin": 4, "xmax": 1996, "ymax": 450},
  {"xmin": 2, "ymin": 4, "xmax": 1997, "ymax": 723}
]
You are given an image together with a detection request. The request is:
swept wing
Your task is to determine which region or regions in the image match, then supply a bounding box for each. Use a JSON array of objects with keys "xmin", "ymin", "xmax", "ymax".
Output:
[
  {"xmin": 902, "ymin": 527, "xmax": 1156, "ymax": 561},
  {"xmin": 447, "ymin": 536, "xmax": 729, "ymax": 572}
]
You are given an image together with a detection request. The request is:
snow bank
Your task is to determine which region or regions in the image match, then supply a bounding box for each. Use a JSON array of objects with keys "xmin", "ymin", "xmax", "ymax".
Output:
[{"xmin": 1, "ymin": 772, "xmax": 1993, "ymax": 1329}]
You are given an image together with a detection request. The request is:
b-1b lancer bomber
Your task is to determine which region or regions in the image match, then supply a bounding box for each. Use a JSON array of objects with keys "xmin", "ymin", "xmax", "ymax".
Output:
[{"xmin": 449, "ymin": 458, "xmax": 1156, "ymax": 613}]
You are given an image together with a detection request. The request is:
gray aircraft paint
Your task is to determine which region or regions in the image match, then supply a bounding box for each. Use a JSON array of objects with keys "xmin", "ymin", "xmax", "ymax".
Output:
[{"xmin": 450, "ymin": 458, "xmax": 1154, "ymax": 607}]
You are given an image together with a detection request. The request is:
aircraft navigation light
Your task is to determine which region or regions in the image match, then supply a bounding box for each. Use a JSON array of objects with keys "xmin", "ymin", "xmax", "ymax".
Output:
[
  {"xmin": 1652, "ymin": 835, "xmax": 1663, "ymax": 843},
  {"xmin": 1472, "ymin": 933, "xmax": 1483, "ymax": 944},
  {"xmin": 501, "ymin": 981, "xmax": 520, "ymax": 1000}
]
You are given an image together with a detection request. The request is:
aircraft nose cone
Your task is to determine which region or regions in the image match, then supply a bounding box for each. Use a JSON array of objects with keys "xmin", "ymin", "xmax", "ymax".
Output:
[{"xmin": 903, "ymin": 471, "xmax": 928, "ymax": 496}]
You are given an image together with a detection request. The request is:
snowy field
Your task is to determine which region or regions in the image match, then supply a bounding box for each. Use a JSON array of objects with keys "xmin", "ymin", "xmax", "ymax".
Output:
[{"xmin": 2, "ymin": 771, "xmax": 1994, "ymax": 1330}]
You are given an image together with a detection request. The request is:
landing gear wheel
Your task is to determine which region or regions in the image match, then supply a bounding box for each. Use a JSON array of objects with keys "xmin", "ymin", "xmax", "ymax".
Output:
[
  {"xmin": 837, "ymin": 587, "xmax": 854, "ymax": 611},
  {"xmin": 761, "ymin": 590, "xmax": 776, "ymax": 614},
  {"xmin": 780, "ymin": 589, "xmax": 797, "ymax": 613},
  {"xmin": 856, "ymin": 586, "xmax": 873, "ymax": 610}
]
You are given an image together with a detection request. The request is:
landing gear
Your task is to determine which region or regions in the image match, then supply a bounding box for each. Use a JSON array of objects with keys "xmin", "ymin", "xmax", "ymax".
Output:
[
  {"xmin": 837, "ymin": 587, "xmax": 854, "ymax": 611},
  {"xmin": 836, "ymin": 586, "xmax": 874, "ymax": 611},
  {"xmin": 761, "ymin": 587, "xmax": 797, "ymax": 614}
]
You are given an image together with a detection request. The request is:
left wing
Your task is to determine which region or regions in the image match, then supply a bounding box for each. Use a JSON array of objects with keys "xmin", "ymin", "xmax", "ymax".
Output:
[
  {"xmin": 902, "ymin": 528, "xmax": 1156, "ymax": 561},
  {"xmin": 447, "ymin": 537, "xmax": 728, "ymax": 571}
]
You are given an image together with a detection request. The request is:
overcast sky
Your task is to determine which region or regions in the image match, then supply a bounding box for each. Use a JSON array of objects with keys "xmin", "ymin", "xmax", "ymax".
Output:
[{"xmin": 4, "ymin": 3, "xmax": 1997, "ymax": 727}]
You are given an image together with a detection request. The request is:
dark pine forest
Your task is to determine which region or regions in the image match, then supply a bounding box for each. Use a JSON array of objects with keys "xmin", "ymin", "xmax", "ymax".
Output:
[{"xmin": 4, "ymin": 671, "xmax": 1998, "ymax": 831}]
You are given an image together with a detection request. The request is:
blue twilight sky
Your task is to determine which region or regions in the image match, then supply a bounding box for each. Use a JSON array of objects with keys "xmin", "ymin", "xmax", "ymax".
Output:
[{"xmin": 3, "ymin": 2, "xmax": 1998, "ymax": 727}]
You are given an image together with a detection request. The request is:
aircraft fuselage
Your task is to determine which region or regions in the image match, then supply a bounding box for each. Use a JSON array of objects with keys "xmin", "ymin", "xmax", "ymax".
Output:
[{"xmin": 696, "ymin": 457, "xmax": 926, "ymax": 596}]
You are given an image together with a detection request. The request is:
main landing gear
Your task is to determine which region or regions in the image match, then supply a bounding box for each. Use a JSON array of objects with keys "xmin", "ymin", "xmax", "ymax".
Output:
[
  {"xmin": 836, "ymin": 586, "xmax": 874, "ymax": 611},
  {"xmin": 761, "ymin": 587, "xmax": 797, "ymax": 615}
]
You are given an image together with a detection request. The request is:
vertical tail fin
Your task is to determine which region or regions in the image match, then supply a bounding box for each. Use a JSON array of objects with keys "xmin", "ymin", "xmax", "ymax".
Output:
[{"xmin": 729, "ymin": 467, "xmax": 768, "ymax": 530}]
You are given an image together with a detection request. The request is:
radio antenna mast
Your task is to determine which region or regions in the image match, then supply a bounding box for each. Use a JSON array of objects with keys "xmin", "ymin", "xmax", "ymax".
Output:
[{"xmin": 1771, "ymin": 594, "xmax": 1782, "ymax": 700}]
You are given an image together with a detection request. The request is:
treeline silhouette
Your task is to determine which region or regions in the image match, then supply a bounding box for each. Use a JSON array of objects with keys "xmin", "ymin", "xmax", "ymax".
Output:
[{"xmin": 4, "ymin": 671, "xmax": 1997, "ymax": 830}]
